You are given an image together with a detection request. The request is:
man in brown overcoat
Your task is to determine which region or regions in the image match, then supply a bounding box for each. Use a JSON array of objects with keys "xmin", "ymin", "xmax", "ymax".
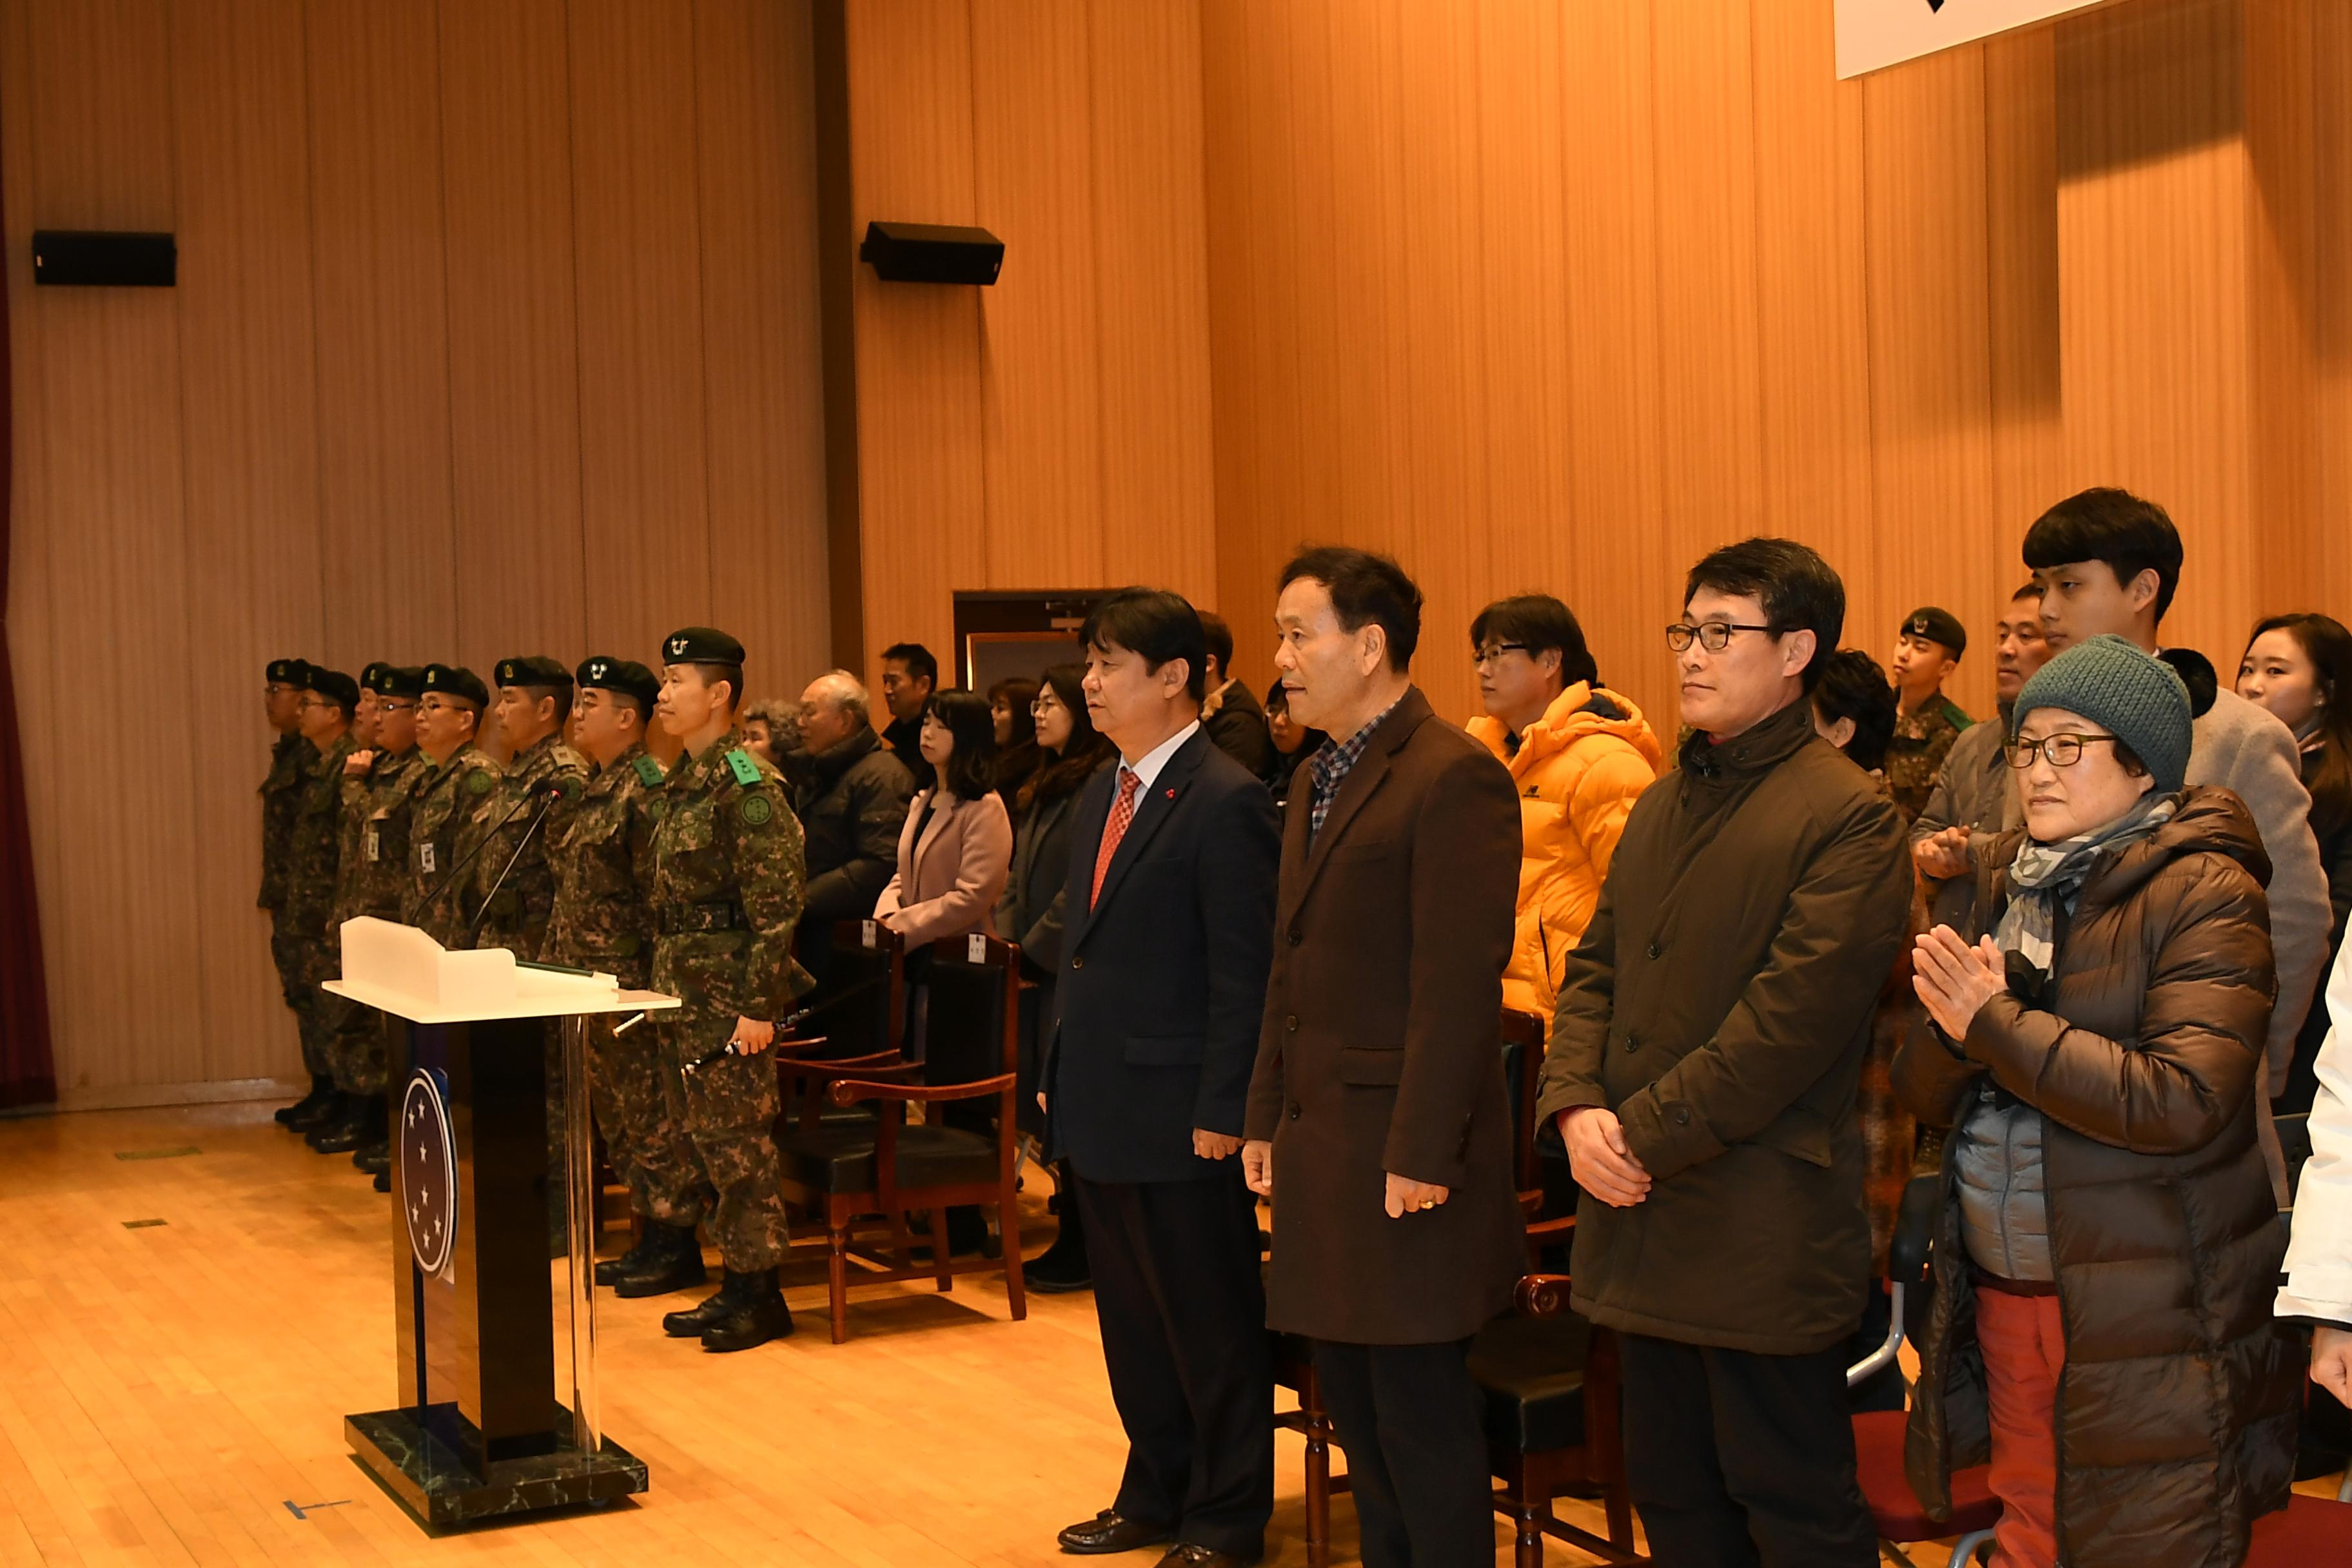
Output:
[
  {"xmin": 1536, "ymin": 538, "xmax": 1912, "ymax": 1565},
  {"xmin": 1243, "ymin": 546, "xmax": 1522, "ymax": 1568}
]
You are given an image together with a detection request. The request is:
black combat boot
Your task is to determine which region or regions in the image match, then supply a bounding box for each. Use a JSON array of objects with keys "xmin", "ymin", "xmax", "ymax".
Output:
[
  {"xmin": 276, "ymin": 1074, "xmax": 335, "ymax": 1128},
  {"xmin": 616, "ymin": 1223, "xmax": 707, "ymax": 1298},
  {"xmin": 699, "ymin": 1268, "xmax": 794, "ymax": 1353},
  {"xmin": 348, "ymin": 1097, "xmax": 390, "ymax": 1172},
  {"xmin": 372, "ymin": 1168, "xmax": 391, "ymax": 1193},
  {"xmin": 662, "ymin": 1276, "xmax": 739, "ymax": 1338},
  {"xmin": 596, "ymin": 1227, "xmax": 660, "ymax": 1288},
  {"xmin": 306, "ymin": 1093, "xmax": 369, "ymax": 1153}
]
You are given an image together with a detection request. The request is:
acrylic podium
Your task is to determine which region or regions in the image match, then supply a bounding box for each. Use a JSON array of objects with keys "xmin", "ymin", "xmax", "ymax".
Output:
[{"xmin": 323, "ymin": 916, "xmax": 678, "ymax": 1526}]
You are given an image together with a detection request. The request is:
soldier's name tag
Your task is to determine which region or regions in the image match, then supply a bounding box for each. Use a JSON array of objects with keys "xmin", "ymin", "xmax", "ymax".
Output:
[
  {"xmin": 364, "ymin": 827, "xmax": 380, "ymax": 863},
  {"xmin": 420, "ymin": 844, "xmax": 437, "ymax": 874}
]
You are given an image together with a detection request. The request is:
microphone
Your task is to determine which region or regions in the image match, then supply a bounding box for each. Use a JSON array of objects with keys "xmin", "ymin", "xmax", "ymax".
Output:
[
  {"xmin": 464, "ymin": 782, "xmax": 567, "ymax": 945},
  {"xmin": 682, "ymin": 969, "xmax": 895, "ymax": 1073},
  {"xmin": 416, "ymin": 776, "xmax": 561, "ymax": 931}
]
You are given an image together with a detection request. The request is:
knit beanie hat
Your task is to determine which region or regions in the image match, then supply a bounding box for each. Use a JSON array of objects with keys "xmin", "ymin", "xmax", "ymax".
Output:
[{"xmin": 2012, "ymin": 633, "xmax": 2192, "ymax": 792}]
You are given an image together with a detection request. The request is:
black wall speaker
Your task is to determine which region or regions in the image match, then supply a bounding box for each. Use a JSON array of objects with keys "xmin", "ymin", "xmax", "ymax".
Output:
[
  {"xmin": 32, "ymin": 230, "xmax": 177, "ymax": 287},
  {"xmin": 859, "ymin": 220, "xmax": 1003, "ymax": 285}
]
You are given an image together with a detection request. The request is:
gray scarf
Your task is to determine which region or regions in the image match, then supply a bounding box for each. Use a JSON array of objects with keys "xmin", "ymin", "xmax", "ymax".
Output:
[{"xmin": 1993, "ymin": 792, "xmax": 2179, "ymax": 974}]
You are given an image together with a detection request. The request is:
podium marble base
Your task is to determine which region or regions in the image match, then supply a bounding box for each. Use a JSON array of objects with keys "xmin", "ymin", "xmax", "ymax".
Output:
[{"xmin": 347, "ymin": 1407, "xmax": 647, "ymax": 1527}]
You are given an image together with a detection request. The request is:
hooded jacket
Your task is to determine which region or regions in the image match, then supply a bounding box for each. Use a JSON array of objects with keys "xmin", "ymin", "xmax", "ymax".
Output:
[
  {"xmin": 1466, "ymin": 682, "xmax": 1661, "ymax": 1025},
  {"xmin": 1894, "ymin": 786, "xmax": 2298, "ymax": 1568}
]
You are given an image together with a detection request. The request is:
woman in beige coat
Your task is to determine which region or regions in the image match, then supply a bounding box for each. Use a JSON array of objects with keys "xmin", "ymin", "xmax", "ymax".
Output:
[{"xmin": 874, "ymin": 688, "xmax": 1014, "ymax": 949}]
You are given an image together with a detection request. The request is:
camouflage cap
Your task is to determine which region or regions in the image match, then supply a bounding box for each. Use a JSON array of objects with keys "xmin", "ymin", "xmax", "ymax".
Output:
[
  {"xmin": 266, "ymin": 657, "xmax": 312, "ymax": 685},
  {"xmin": 304, "ymin": 666, "xmax": 360, "ymax": 709},
  {"xmin": 495, "ymin": 654, "xmax": 573, "ymax": 689},
  {"xmin": 578, "ymin": 655, "xmax": 658, "ymax": 710},
  {"xmin": 420, "ymin": 663, "xmax": 489, "ymax": 707},
  {"xmin": 381, "ymin": 665, "xmax": 427, "ymax": 699},
  {"xmin": 1900, "ymin": 606, "xmax": 1967, "ymax": 659},
  {"xmin": 659, "ymin": 626, "xmax": 744, "ymax": 666}
]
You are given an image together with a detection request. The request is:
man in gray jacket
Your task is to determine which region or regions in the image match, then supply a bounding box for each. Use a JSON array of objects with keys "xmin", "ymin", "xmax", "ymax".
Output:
[
  {"xmin": 2023, "ymin": 488, "xmax": 2331, "ymax": 1113},
  {"xmin": 787, "ymin": 670, "xmax": 914, "ymax": 976}
]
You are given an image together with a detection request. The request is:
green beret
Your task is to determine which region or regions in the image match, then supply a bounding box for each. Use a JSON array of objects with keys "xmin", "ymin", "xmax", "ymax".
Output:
[
  {"xmin": 578, "ymin": 655, "xmax": 659, "ymax": 710},
  {"xmin": 382, "ymin": 665, "xmax": 426, "ymax": 699},
  {"xmin": 305, "ymin": 667, "xmax": 360, "ymax": 710},
  {"xmin": 660, "ymin": 626, "xmax": 745, "ymax": 666},
  {"xmin": 1900, "ymin": 606, "xmax": 1968, "ymax": 659},
  {"xmin": 420, "ymin": 663, "xmax": 489, "ymax": 707},
  {"xmin": 495, "ymin": 654, "xmax": 573, "ymax": 689},
  {"xmin": 266, "ymin": 657, "xmax": 311, "ymax": 685}
]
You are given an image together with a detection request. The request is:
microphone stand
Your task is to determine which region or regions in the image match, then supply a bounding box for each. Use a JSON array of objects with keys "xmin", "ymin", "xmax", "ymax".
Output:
[
  {"xmin": 683, "ymin": 968, "xmax": 894, "ymax": 1073},
  {"xmin": 416, "ymin": 780, "xmax": 545, "ymax": 930},
  {"xmin": 464, "ymin": 787, "xmax": 562, "ymax": 948}
]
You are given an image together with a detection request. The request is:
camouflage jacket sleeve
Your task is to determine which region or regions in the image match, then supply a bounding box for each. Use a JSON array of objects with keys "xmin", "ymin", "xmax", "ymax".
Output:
[{"xmin": 724, "ymin": 758, "xmax": 811, "ymax": 1016}]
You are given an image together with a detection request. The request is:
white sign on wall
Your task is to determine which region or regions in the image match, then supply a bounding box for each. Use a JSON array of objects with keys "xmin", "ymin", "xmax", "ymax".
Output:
[{"xmin": 1836, "ymin": 0, "xmax": 2128, "ymax": 79}]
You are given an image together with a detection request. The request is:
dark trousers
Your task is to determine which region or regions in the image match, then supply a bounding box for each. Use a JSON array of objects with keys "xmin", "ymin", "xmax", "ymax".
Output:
[
  {"xmin": 1619, "ymin": 1332, "xmax": 1877, "ymax": 1568},
  {"xmin": 1311, "ymin": 1337, "xmax": 1491, "ymax": 1568},
  {"xmin": 1073, "ymin": 1165, "xmax": 1273, "ymax": 1558}
]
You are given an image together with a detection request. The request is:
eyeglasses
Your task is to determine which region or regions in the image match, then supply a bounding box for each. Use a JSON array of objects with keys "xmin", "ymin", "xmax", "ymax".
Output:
[
  {"xmin": 2005, "ymin": 734, "xmax": 2120, "ymax": 770},
  {"xmin": 1471, "ymin": 643, "xmax": 1529, "ymax": 668},
  {"xmin": 1665, "ymin": 622, "xmax": 1775, "ymax": 653},
  {"xmin": 380, "ymin": 700, "xmax": 417, "ymax": 714}
]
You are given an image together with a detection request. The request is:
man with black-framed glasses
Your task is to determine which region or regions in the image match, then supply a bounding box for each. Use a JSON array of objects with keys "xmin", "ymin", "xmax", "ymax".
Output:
[{"xmin": 1536, "ymin": 538, "xmax": 1910, "ymax": 1566}]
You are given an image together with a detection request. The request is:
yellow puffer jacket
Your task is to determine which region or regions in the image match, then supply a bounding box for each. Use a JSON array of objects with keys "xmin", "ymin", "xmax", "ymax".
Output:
[{"xmin": 1466, "ymin": 682, "xmax": 1662, "ymax": 1025}]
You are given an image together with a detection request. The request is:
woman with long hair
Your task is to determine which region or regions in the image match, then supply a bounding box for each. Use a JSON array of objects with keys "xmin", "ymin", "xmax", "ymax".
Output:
[
  {"xmin": 2237, "ymin": 611, "xmax": 2352, "ymax": 1114},
  {"xmin": 874, "ymin": 688, "xmax": 1012, "ymax": 950},
  {"xmin": 988, "ymin": 675, "xmax": 1044, "ymax": 816},
  {"xmin": 994, "ymin": 663, "xmax": 1114, "ymax": 1289}
]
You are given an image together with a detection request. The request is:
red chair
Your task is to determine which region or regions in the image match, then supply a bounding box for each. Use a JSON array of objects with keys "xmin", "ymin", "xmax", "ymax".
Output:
[
  {"xmin": 2246, "ymin": 1489, "xmax": 2352, "ymax": 1563},
  {"xmin": 1847, "ymin": 1175, "xmax": 1999, "ymax": 1567}
]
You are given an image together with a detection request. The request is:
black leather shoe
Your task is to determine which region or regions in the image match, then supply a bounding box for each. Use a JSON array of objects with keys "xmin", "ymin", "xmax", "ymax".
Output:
[
  {"xmin": 352, "ymin": 1135, "xmax": 390, "ymax": 1176},
  {"xmin": 1153, "ymin": 1547, "xmax": 1257, "ymax": 1568},
  {"xmin": 1025, "ymin": 1228, "xmax": 1092, "ymax": 1294},
  {"xmin": 372, "ymin": 1169, "xmax": 391, "ymax": 1193},
  {"xmin": 306, "ymin": 1095, "xmax": 368, "ymax": 1153},
  {"xmin": 1057, "ymin": 1510, "xmax": 1173, "ymax": 1556},
  {"xmin": 663, "ymin": 1286, "xmax": 731, "ymax": 1337},
  {"xmin": 701, "ymin": 1278, "xmax": 793, "ymax": 1353},
  {"xmin": 614, "ymin": 1224, "xmax": 707, "ymax": 1298},
  {"xmin": 276, "ymin": 1074, "xmax": 335, "ymax": 1127},
  {"xmin": 596, "ymin": 1230, "xmax": 659, "ymax": 1288}
]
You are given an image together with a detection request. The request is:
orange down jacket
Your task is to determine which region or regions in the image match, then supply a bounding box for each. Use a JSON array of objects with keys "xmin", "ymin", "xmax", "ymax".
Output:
[{"xmin": 1465, "ymin": 682, "xmax": 1661, "ymax": 1024}]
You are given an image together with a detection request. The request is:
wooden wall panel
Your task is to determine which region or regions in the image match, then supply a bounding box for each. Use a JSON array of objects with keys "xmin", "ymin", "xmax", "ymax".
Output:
[
  {"xmin": 438, "ymin": 0, "xmax": 587, "ymax": 686},
  {"xmin": 696, "ymin": 0, "xmax": 831, "ymax": 695},
  {"xmin": 569, "ymin": 0, "xmax": 712, "ymax": 666},
  {"xmin": 171, "ymin": 0, "xmax": 324, "ymax": 1083},
  {"xmin": 307, "ymin": 0, "xmax": 460, "ymax": 669},
  {"xmin": 5, "ymin": 0, "xmax": 830, "ymax": 1099}
]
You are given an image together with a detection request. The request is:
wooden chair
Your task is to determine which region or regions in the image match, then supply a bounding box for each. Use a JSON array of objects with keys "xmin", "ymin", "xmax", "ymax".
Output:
[
  {"xmin": 1473, "ymin": 1273, "xmax": 1642, "ymax": 1565},
  {"xmin": 1271, "ymin": 1004, "xmax": 1554, "ymax": 1565},
  {"xmin": 774, "ymin": 934, "xmax": 1028, "ymax": 1342},
  {"xmin": 774, "ymin": 919, "xmax": 908, "ymax": 1133}
]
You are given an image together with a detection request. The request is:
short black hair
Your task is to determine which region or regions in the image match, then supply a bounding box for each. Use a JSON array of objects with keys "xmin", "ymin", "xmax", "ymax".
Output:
[
  {"xmin": 1683, "ymin": 536, "xmax": 1845, "ymax": 691},
  {"xmin": 520, "ymin": 683, "xmax": 574, "ymax": 725},
  {"xmin": 2023, "ymin": 487, "xmax": 2182, "ymax": 621},
  {"xmin": 1469, "ymin": 594, "xmax": 1598, "ymax": 688},
  {"xmin": 2010, "ymin": 581, "xmax": 2044, "ymax": 604},
  {"xmin": 880, "ymin": 642, "xmax": 938, "ymax": 688},
  {"xmin": 1198, "ymin": 612, "xmax": 1235, "ymax": 678},
  {"xmin": 1081, "ymin": 587, "xmax": 1208, "ymax": 703},
  {"xmin": 1279, "ymin": 545, "xmax": 1423, "ymax": 672},
  {"xmin": 1810, "ymin": 649, "xmax": 1897, "ymax": 772},
  {"xmin": 923, "ymin": 688, "xmax": 999, "ymax": 800},
  {"xmin": 689, "ymin": 663, "xmax": 744, "ymax": 713}
]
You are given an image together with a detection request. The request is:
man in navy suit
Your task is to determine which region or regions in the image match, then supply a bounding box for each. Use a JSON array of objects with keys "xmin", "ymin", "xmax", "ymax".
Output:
[{"xmin": 1044, "ymin": 588, "xmax": 1282, "ymax": 1568}]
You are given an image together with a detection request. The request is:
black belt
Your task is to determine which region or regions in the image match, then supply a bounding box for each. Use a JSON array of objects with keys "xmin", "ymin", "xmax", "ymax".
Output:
[{"xmin": 658, "ymin": 901, "xmax": 747, "ymax": 936}]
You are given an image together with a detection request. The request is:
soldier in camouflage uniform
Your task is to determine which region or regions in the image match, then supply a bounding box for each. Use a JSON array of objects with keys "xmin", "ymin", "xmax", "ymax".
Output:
[
  {"xmin": 277, "ymin": 668, "xmax": 372, "ymax": 1155},
  {"xmin": 549, "ymin": 657, "xmax": 710, "ymax": 1297},
  {"xmin": 1885, "ymin": 605, "xmax": 1974, "ymax": 823},
  {"xmin": 645, "ymin": 626, "xmax": 810, "ymax": 1352},
  {"xmin": 404, "ymin": 665, "xmax": 503, "ymax": 946},
  {"xmin": 262, "ymin": 658, "xmax": 337, "ymax": 1128},
  {"xmin": 471, "ymin": 656, "xmax": 591, "ymax": 959},
  {"xmin": 333, "ymin": 665, "xmax": 427, "ymax": 1181}
]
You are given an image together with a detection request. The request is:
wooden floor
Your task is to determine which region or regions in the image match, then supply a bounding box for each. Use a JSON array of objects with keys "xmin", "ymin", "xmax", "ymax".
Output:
[{"xmin": 0, "ymin": 1101, "xmax": 1637, "ymax": 1567}]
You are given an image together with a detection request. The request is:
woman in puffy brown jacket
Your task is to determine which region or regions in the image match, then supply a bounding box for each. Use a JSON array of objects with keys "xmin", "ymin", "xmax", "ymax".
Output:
[{"xmin": 1895, "ymin": 635, "xmax": 2298, "ymax": 1568}]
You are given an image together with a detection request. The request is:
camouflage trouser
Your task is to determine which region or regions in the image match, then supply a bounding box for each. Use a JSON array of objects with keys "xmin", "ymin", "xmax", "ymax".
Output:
[
  {"xmin": 655, "ymin": 1013, "xmax": 786, "ymax": 1270},
  {"xmin": 268, "ymin": 914, "xmax": 331, "ymax": 1077},
  {"xmin": 328, "ymin": 1010, "xmax": 391, "ymax": 1096},
  {"xmin": 587, "ymin": 1012, "xmax": 705, "ymax": 1226},
  {"xmin": 284, "ymin": 932, "xmax": 353, "ymax": 1079}
]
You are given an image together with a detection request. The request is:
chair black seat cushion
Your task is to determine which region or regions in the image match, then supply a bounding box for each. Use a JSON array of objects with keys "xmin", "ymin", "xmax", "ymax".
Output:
[
  {"xmin": 778, "ymin": 1121, "xmax": 996, "ymax": 1195},
  {"xmin": 1468, "ymin": 1311, "xmax": 1594, "ymax": 1454}
]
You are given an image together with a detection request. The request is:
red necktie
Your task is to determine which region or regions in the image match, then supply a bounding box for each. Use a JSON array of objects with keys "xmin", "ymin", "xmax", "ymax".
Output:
[{"xmin": 1090, "ymin": 769, "xmax": 1142, "ymax": 910}]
